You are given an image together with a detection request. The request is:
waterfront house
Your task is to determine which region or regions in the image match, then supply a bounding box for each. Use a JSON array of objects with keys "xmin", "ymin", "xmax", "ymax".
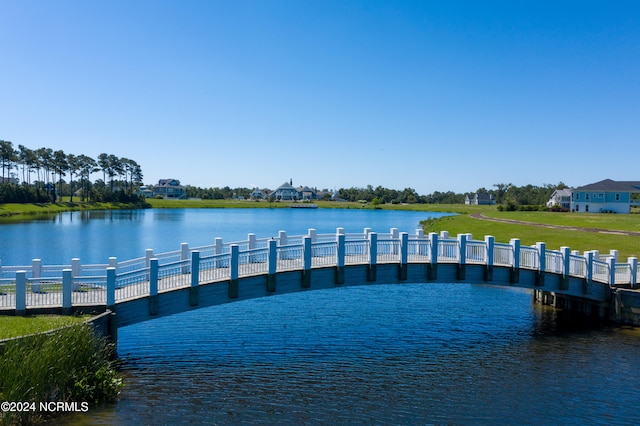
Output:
[
  {"xmin": 272, "ymin": 180, "xmax": 300, "ymax": 201},
  {"xmin": 152, "ymin": 179, "xmax": 186, "ymax": 199},
  {"xmin": 137, "ymin": 185, "xmax": 153, "ymax": 198},
  {"xmin": 571, "ymin": 179, "xmax": 640, "ymax": 213},
  {"xmin": 546, "ymin": 189, "xmax": 572, "ymax": 210},
  {"xmin": 250, "ymin": 188, "xmax": 264, "ymax": 200},
  {"xmin": 299, "ymin": 186, "xmax": 317, "ymax": 201},
  {"xmin": 465, "ymin": 193, "xmax": 496, "ymax": 205}
]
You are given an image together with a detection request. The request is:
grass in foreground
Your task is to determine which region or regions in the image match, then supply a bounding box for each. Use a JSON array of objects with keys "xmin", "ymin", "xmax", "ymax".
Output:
[
  {"xmin": 0, "ymin": 315, "xmax": 88, "ymax": 340},
  {"xmin": 0, "ymin": 322, "xmax": 122, "ymax": 425}
]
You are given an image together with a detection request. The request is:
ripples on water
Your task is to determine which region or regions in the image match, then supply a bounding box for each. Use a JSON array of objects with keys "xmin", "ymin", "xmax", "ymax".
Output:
[{"xmin": 58, "ymin": 283, "xmax": 640, "ymax": 425}]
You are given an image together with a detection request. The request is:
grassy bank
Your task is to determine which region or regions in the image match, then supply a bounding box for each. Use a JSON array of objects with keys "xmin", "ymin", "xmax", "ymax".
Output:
[
  {"xmin": 0, "ymin": 322, "xmax": 122, "ymax": 425},
  {"xmin": 0, "ymin": 315, "xmax": 88, "ymax": 340},
  {"xmin": 0, "ymin": 200, "xmax": 150, "ymax": 221},
  {"xmin": 423, "ymin": 211, "xmax": 640, "ymax": 259}
]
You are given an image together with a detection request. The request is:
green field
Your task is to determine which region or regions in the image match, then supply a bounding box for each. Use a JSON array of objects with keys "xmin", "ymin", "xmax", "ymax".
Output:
[
  {"xmin": 423, "ymin": 209, "xmax": 640, "ymax": 259},
  {"xmin": 0, "ymin": 315, "xmax": 88, "ymax": 340}
]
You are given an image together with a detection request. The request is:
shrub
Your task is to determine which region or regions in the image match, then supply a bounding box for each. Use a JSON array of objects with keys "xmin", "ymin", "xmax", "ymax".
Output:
[{"xmin": 0, "ymin": 323, "xmax": 122, "ymax": 424}]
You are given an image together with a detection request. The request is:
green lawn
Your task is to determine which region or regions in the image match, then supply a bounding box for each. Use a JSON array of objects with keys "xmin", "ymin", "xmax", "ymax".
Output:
[
  {"xmin": 423, "ymin": 212, "xmax": 640, "ymax": 259},
  {"xmin": 0, "ymin": 315, "xmax": 88, "ymax": 340}
]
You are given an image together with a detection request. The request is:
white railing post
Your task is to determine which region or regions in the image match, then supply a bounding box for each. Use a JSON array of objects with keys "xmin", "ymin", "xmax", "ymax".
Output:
[
  {"xmin": 610, "ymin": 250, "xmax": 619, "ymax": 263},
  {"xmin": 368, "ymin": 232, "xmax": 377, "ymax": 282},
  {"xmin": 536, "ymin": 242, "xmax": 546, "ymax": 286},
  {"xmin": 214, "ymin": 237, "xmax": 223, "ymax": 268},
  {"xmin": 336, "ymin": 232, "xmax": 345, "ymax": 284},
  {"xmin": 248, "ymin": 233, "xmax": 256, "ymax": 264},
  {"xmin": 308, "ymin": 228, "xmax": 317, "ymax": 242},
  {"xmin": 510, "ymin": 238, "xmax": 520, "ymax": 283},
  {"xmin": 180, "ymin": 243, "xmax": 189, "ymax": 274},
  {"xmin": 62, "ymin": 269, "xmax": 73, "ymax": 313},
  {"xmin": 109, "ymin": 257, "xmax": 117, "ymax": 269},
  {"xmin": 484, "ymin": 235, "xmax": 494, "ymax": 281},
  {"xmin": 628, "ymin": 257, "xmax": 638, "ymax": 288},
  {"xmin": 107, "ymin": 267, "xmax": 116, "ymax": 308},
  {"xmin": 278, "ymin": 231, "xmax": 287, "ymax": 261},
  {"xmin": 399, "ymin": 232, "xmax": 408, "ymax": 281},
  {"xmin": 31, "ymin": 259, "xmax": 41, "ymax": 293},
  {"xmin": 428, "ymin": 232, "xmax": 438, "ymax": 280},
  {"xmin": 16, "ymin": 270, "xmax": 27, "ymax": 315},
  {"xmin": 71, "ymin": 258, "xmax": 80, "ymax": 291},
  {"xmin": 457, "ymin": 233, "xmax": 467, "ymax": 280},
  {"xmin": 190, "ymin": 251, "xmax": 200, "ymax": 306},
  {"xmin": 302, "ymin": 236, "xmax": 312, "ymax": 288},
  {"xmin": 267, "ymin": 239, "xmax": 277, "ymax": 292},
  {"xmin": 391, "ymin": 228, "xmax": 399, "ymax": 256}
]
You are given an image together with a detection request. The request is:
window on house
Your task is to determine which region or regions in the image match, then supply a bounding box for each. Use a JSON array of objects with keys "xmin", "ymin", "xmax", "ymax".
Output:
[
  {"xmin": 586, "ymin": 193, "xmax": 589, "ymax": 201},
  {"xmin": 616, "ymin": 193, "xmax": 620, "ymax": 201},
  {"xmin": 575, "ymin": 193, "xmax": 579, "ymax": 201},
  {"xmin": 576, "ymin": 205, "xmax": 580, "ymax": 212},
  {"xmin": 586, "ymin": 205, "xmax": 589, "ymax": 212}
]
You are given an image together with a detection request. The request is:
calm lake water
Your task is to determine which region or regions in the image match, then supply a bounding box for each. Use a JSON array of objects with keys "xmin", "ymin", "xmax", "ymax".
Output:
[
  {"xmin": 0, "ymin": 208, "xmax": 444, "ymax": 266},
  {"xmin": 2, "ymin": 208, "xmax": 638, "ymax": 424}
]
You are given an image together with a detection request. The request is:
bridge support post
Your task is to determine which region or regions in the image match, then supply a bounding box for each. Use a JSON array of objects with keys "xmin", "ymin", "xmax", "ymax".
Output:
[
  {"xmin": 149, "ymin": 259, "xmax": 159, "ymax": 315},
  {"xmin": 608, "ymin": 257, "xmax": 616, "ymax": 286},
  {"xmin": 584, "ymin": 251, "xmax": 593, "ymax": 294},
  {"xmin": 16, "ymin": 270, "xmax": 26, "ymax": 316},
  {"xmin": 399, "ymin": 232, "xmax": 408, "ymax": 281},
  {"xmin": 62, "ymin": 269, "xmax": 73, "ymax": 315},
  {"xmin": 456, "ymin": 234, "xmax": 466, "ymax": 281},
  {"xmin": 510, "ymin": 238, "xmax": 520, "ymax": 284},
  {"xmin": 107, "ymin": 267, "xmax": 116, "ymax": 310},
  {"xmin": 267, "ymin": 239, "xmax": 277, "ymax": 292},
  {"xmin": 536, "ymin": 242, "xmax": 546, "ymax": 287},
  {"xmin": 302, "ymin": 236, "xmax": 312, "ymax": 288},
  {"xmin": 368, "ymin": 232, "xmax": 377, "ymax": 282},
  {"xmin": 428, "ymin": 232, "xmax": 438, "ymax": 281},
  {"xmin": 484, "ymin": 235, "xmax": 494, "ymax": 281},
  {"xmin": 629, "ymin": 257, "xmax": 638, "ymax": 288},
  {"xmin": 335, "ymin": 230, "xmax": 345, "ymax": 285},
  {"xmin": 229, "ymin": 244, "xmax": 239, "ymax": 298},
  {"xmin": 190, "ymin": 251, "xmax": 200, "ymax": 306},
  {"xmin": 560, "ymin": 246, "xmax": 571, "ymax": 290}
]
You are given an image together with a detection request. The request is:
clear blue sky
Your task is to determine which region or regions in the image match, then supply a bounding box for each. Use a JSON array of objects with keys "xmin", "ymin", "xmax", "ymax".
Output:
[{"xmin": 1, "ymin": 1, "xmax": 638, "ymax": 195}]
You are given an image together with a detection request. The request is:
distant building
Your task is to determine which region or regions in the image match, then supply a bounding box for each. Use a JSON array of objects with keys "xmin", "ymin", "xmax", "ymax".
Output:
[
  {"xmin": 546, "ymin": 189, "xmax": 572, "ymax": 210},
  {"xmin": 272, "ymin": 179, "xmax": 300, "ymax": 201},
  {"xmin": 152, "ymin": 179, "xmax": 186, "ymax": 199},
  {"xmin": 137, "ymin": 185, "xmax": 153, "ymax": 198},
  {"xmin": 571, "ymin": 179, "xmax": 640, "ymax": 213},
  {"xmin": 465, "ymin": 193, "xmax": 496, "ymax": 205}
]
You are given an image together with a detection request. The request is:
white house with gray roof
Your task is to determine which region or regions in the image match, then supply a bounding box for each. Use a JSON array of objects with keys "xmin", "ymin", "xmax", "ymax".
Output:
[{"xmin": 571, "ymin": 179, "xmax": 640, "ymax": 213}]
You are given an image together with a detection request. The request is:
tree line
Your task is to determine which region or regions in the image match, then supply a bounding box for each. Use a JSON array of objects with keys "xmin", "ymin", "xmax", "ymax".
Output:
[
  {"xmin": 0, "ymin": 139, "xmax": 144, "ymax": 204},
  {"xmin": 337, "ymin": 182, "xmax": 569, "ymax": 208}
]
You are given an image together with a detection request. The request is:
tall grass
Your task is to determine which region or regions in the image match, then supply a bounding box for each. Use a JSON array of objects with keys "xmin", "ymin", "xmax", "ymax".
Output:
[{"xmin": 0, "ymin": 323, "xmax": 122, "ymax": 425}]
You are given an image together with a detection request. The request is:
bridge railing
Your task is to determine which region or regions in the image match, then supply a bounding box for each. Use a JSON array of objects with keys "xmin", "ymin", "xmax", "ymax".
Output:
[{"xmin": 1, "ymin": 228, "xmax": 638, "ymax": 313}]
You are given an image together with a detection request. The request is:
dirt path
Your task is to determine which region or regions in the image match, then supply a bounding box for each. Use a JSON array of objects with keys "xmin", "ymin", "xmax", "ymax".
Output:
[{"xmin": 469, "ymin": 213, "xmax": 640, "ymax": 237}]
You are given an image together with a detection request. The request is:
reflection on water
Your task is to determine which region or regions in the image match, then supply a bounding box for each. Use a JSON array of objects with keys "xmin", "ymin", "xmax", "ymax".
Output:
[
  {"xmin": 55, "ymin": 284, "xmax": 640, "ymax": 425},
  {"xmin": 0, "ymin": 208, "xmax": 446, "ymax": 265}
]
